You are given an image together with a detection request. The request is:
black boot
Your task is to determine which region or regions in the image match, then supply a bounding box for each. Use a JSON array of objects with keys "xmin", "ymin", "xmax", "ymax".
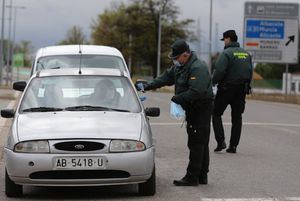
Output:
[
  {"xmin": 226, "ymin": 146, "xmax": 236, "ymax": 153},
  {"xmin": 198, "ymin": 174, "xmax": 208, "ymax": 185},
  {"xmin": 214, "ymin": 141, "xmax": 226, "ymax": 152},
  {"xmin": 173, "ymin": 175, "xmax": 199, "ymax": 186}
]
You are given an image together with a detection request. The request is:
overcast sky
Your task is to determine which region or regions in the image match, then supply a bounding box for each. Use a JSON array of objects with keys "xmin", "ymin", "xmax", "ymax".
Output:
[{"xmin": 2, "ymin": 0, "xmax": 300, "ymax": 56}]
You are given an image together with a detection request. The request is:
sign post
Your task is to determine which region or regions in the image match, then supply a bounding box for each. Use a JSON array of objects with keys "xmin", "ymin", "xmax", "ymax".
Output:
[
  {"xmin": 244, "ymin": 2, "xmax": 299, "ymax": 63},
  {"xmin": 244, "ymin": 2, "xmax": 299, "ymax": 95}
]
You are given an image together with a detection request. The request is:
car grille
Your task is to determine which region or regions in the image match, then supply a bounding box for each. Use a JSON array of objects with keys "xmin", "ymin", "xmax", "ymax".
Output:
[
  {"xmin": 54, "ymin": 141, "xmax": 105, "ymax": 151},
  {"xmin": 29, "ymin": 170, "xmax": 130, "ymax": 179}
]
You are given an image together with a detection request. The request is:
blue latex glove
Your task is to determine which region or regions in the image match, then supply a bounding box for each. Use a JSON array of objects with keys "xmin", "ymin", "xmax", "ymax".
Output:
[
  {"xmin": 136, "ymin": 83, "xmax": 145, "ymax": 92},
  {"xmin": 170, "ymin": 101, "xmax": 185, "ymax": 120}
]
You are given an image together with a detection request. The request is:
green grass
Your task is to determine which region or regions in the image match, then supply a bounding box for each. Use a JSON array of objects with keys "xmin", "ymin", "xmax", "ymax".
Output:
[{"xmin": 252, "ymin": 79, "xmax": 282, "ymax": 89}]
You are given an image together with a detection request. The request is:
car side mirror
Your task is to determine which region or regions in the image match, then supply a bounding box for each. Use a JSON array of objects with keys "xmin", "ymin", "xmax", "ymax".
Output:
[
  {"xmin": 1, "ymin": 109, "xmax": 15, "ymax": 118},
  {"xmin": 145, "ymin": 107, "xmax": 160, "ymax": 117},
  {"xmin": 13, "ymin": 81, "xmax": 27, "ymax": 92}
]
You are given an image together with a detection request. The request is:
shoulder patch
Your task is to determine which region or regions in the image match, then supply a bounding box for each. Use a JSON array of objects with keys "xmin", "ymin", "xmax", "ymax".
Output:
[{"xmin": 233, "ymin": 52, "xmax": 249, "ymax": 59}]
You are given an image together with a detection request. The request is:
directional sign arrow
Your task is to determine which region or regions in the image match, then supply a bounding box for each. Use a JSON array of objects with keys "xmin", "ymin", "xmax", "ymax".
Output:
[{"xmin": 285, "ymin": 35, "xmax": 295, "ymax": 46}]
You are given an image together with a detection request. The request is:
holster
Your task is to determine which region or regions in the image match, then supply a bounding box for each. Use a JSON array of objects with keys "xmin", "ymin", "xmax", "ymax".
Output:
[{"xmin": 244, "ymin": 82, "xmax": 252, "ymax": 94}]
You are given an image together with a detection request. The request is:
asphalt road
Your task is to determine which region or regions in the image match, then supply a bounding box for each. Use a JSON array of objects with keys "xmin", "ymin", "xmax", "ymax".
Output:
[{"xmin": 0, "ymin": 91, "xmax": 299, "ymax": 201}]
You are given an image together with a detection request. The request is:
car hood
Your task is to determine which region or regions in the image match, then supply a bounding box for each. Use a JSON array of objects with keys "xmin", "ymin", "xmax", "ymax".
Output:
[{"xmin": 16, "ymin": 111, "xmax": 142, "ymax": 142}]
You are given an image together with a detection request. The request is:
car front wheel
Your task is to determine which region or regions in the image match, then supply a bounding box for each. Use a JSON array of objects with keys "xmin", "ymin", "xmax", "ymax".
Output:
[
  {"xmin": 5, "ymin": 169, "xmax": 23, "ymax": 197},
  {"xmin": 138, "ymin": 166, "xmax": 156, "ymax": 196}
]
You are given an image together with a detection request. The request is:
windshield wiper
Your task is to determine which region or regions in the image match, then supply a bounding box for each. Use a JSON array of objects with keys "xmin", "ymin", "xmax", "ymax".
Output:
[
  {"xmin": 65, "ymin": 105, "xmax": 110, "ymax": 111},
  {"xmin": 50, "ymin": 66, "xmax": 60, "ymax": 69},
  {"xmin": 109, "ymin": 108, "xmax": 130, "ymax": 112},
  {"xmin": 64, "ymin": 105, "xmax": 130, "ymax": 112},
  {"xmin": 22, "ymin": 107, "xmax": 64, "ymax": 112}
]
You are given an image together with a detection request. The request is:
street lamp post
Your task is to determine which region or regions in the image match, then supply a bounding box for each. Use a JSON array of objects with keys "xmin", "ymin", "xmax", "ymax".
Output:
[
  {"xmin": 12, "ymin": 5, "xmax": 25, "ymax": 81},
  {"xmin": 208, "ymin": 0, "xmax": 213, "ymax": 73},
  {"xmin": 156, "ymin": 8, "xmax": 162, "ymax": 78},
  {"xmin": 12, "ymin": 6, "xmax": 26, "ymax": 54},
  {"xmin": 0, "ymin": 0, "xmax": 6, "ymax": 84},
  {"xmin": 5, "ymin": 0, "xmax": 12, "ymax": 85},
  {"xmin": 6, "ymin": 3, "xmax": 26, "ymax": 81}
]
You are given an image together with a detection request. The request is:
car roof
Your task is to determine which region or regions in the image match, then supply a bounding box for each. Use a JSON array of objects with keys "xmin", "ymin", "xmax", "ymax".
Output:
[
  {"xmin": 34, "ymin": 68, "xmax": 125, "ymax": 78},
  {"xmin": 35, "ymin": 45, "xmax": 124, "ymax": 58}
]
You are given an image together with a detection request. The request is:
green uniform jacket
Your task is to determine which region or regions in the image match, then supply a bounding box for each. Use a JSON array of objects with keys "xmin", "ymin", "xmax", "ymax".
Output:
[
  {"xmin": 212, "ymin": 42, "xmax": 253, "ymax": 86},
  {"xmin": 147, "ymin": 53, "xmax": 213, "ymax": 112}
]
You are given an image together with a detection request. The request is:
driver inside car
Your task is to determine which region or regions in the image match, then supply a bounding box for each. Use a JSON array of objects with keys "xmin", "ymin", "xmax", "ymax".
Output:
[{"xmin": 90, "ymin": 79, "xmax": 120, "ymax": 107}]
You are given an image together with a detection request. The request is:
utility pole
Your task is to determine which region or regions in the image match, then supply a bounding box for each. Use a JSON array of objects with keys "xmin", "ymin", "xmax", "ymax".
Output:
[
  {"xmin": 196, "ymin": 18, "xmax": 201, "ymax": 59},
  {"xmin": 215, "ymin": 22, "xmax": 219, "ymax": 54},
  {"xmin": 0, "ymin": 0, "xmax": 6, "ymax": 84},
  {"xmin": 128, "ymin": 34, "xmax": 132, "ymax": 74},
  {"xmin": 208, "ymin": 0, "xmax": 213, "ymax": 73}
]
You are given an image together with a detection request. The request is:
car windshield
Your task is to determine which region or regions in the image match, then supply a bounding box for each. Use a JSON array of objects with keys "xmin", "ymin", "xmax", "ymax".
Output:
[
  {"xmin": 36, "ymin": 55, "xmax": 127, "ymax": 72},
  {"xmin": 19, "ymin": 75, "xmax": 141, "ymax": 113}
]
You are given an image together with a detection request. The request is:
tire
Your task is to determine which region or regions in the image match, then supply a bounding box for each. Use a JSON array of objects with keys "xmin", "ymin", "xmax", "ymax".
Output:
[
  {"xmin": 138, "ymin": 166, "xmax": 156, "ymax": 196},
  {"xmin": 5, "ymin": 169, "xmax": 23, "ymax": 197}
]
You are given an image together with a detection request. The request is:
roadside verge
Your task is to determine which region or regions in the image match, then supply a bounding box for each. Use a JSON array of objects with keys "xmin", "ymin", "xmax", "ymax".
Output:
[{"xmin": 0, "ymin": 101, "xmax": 16, "ymax": 161}]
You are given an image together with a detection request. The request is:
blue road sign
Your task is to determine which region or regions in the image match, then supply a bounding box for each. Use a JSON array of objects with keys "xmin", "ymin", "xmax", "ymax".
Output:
[{"xmin": 246, "ymin": 19, "xmax": 284, "ymax": 39}]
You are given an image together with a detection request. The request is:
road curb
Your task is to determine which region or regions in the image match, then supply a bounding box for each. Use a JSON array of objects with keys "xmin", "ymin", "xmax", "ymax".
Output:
[{"xmin": 0, "ymin": 85, "xmax": 20, "ymax": 100}]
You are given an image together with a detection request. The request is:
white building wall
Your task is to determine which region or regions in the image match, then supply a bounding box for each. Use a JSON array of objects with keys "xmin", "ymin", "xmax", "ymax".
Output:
[{"xmin": 284, "ymin": 73, "xmax": 300, "ymax": 95}]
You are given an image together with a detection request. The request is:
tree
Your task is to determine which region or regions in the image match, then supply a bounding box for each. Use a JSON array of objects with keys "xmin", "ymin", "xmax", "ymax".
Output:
[
  {"xmin": 254, "ymin": 63, "xmax": 284, "ymax": 79},
  {"xmin": 91, "ymin": 4, "xmax": 129, "ymax": 53},
  {"xmin": 255, "ymin": 63, "xmax": 300, "ymax": 79},
  {"xmin": 91, "ymin": 0, "xmax": 194, "ymax": 78},
  {"xmin": 58, "ymin": 25, "xmax": 88, "ymax": 45}
]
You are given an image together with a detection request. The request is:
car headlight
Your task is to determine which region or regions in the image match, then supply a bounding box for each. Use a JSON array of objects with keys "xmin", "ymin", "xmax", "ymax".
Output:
[
  {"xmin": 109, "ymin": 140, "xmax": 146, "ymax": 152},
  {"xmin": 14, "ymin": 140, "xmax": 50, "ymax": 153}
]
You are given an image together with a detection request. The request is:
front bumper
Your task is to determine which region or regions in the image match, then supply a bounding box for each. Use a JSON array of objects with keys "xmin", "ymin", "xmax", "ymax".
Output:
[{"xmin": 4, "ymin": 147, "xmax": 154, "ymax": 186}]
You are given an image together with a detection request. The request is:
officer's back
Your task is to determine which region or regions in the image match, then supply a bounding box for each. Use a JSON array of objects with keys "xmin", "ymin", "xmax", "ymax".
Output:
[{"xmin": 213, "ymin": 30, "xmax": 252, "ymax": 86}]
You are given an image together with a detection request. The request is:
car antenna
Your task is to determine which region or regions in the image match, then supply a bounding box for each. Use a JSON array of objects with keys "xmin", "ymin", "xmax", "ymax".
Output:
[{"xmin": 78, "ymin": 44, "xmax": 82, "ymax": 74}]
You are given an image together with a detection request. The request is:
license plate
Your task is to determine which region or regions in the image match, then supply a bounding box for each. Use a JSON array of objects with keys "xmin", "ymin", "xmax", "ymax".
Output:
[{"xmin": 53, "ymin": 157, "xmax": 106, "ymax": 169}]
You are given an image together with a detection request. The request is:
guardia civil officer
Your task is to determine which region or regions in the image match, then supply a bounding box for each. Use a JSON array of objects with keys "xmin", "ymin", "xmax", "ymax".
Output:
[
  {"xmin": 136, "ymin": 39, "xmax": 213, "ymax": 186},
  {"xmin": 212, "ymin": 30, "xmax": 253, "ymax": 154}
]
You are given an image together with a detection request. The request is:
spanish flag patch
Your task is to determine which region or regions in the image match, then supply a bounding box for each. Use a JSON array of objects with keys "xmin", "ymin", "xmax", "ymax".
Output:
[{"xmin": 190, "ymin": 77, "xmax": 196, "ymax": 80}]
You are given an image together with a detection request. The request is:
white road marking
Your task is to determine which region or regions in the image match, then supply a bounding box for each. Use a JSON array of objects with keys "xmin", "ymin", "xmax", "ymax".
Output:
[
  {"xmin": 286, "ymin": 198, "xmax": 300, "ymax": 201},
  {"xmin": 201, "ymin": 198, "xmax": 300, "ymax": 201},
  {"xmin": 150, "ymin": 122, "xmax": 300, "ymax": 127}
]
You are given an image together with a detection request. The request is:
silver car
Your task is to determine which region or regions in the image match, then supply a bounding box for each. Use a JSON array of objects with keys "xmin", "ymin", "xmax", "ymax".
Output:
[
  {"xmin": 31, "ymin": 45, "xmax": 131, "ymax": 77},
  {"xmin": 1, "ymin": 68, "xmax": 159, "ymax": 197}
]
